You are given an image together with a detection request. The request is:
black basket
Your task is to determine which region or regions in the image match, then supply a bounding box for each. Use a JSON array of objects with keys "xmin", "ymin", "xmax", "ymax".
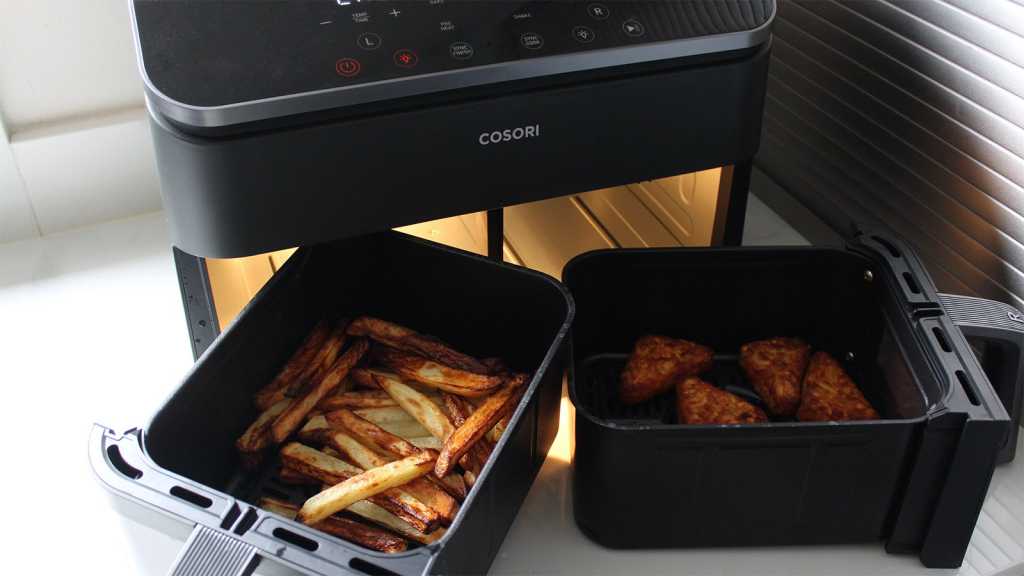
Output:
[
  {"xmin": 91, "ymin": 231, "xmax": 573, "ymax": 576},
  {"xmin": 564, "ymin": 233, "xmax": 1022, "ymax": 569}
]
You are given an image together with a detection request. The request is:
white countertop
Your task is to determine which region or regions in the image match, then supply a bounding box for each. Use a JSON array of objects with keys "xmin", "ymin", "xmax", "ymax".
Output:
[{"xmin": 3, "ymin": 211, "xmax": 1023, "ymax": 576}]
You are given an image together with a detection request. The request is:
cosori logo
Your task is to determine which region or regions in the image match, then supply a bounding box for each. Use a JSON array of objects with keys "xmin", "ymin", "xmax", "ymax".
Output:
[{"xmin": 478, "ymin": 124, "xmax": 541, "ymax": 145}]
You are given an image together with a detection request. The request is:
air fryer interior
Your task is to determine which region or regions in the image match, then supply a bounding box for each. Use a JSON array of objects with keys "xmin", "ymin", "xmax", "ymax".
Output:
[
  {"xmin": 567, "ymin": 247, "xmax": 931, "ymax": 424},
  {"xmin": 143, "ymin": 232, "xmax": 570, "ymax": 493}
]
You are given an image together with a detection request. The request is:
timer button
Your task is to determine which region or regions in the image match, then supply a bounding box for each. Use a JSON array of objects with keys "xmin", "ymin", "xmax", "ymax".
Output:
[
  {"xmin": 449, "ymin": 41, "xmax": 474, "ymax": 60},
  {"xmin": 587, "ymin": 3, "xmax": 610, "ymax": 20},
  {"xmin": 335, "ymin": 58, "xmax": 361, "ymax": 77},
  {"xmin": 520, "ymin": 32, "xmax": 544, "ymax": 50},
  {"xmin": 357, "ymin": 32, "xmax": 381, "ymax": 50},
  {"xmin": 572, "ymin": 26, "xmax": 596, "ymax": 44},
  {"xmin": 393, "ymin": 48, "xmax": 419, "ymax": 68}
]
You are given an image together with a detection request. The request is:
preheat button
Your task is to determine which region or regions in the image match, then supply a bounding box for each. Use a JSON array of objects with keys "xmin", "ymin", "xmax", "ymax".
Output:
[
  {"xmin": 335, "ymin": 58, "xmax": 361, "ymax": 77},
  {"xmin": 393, "ymin": 48, "xmax": 418, "ymax": 68},
  {"xmin": 572, "ymin": 26, "xmax": 596, "ymax": 43},
  {"xmin": 520, "ymin": 32, "xmax": 544, "ymax": 50},
  {"xmin": 449, "ymin": 41, "xmax": 474, "ymax": 60},
  {"xmin": 357, "ymin": 32, "xmax": 381, "ymax": 50}
]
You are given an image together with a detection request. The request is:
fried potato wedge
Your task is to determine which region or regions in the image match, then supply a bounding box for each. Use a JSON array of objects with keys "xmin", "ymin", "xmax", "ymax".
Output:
[
  {"xmin": 486, "ymin": 415, "xmax": 510, "ymax": 445},
  {"xmin": 298, "ymin": 414, "xmax": 331, "ymax": 443},
  {"xmin": 318, "ymin": 390, "xmax": 397, "ymax": 411},
  {"xmin": 739, "ymin": 337, "xmax": 811, "ymax": 418},
  {"xmin": 798, "ymin": 351, "xmax": 879, "ymax": 422},
  {"xmin": 374, "ymin": 372, "xmax": 456, "ymax": 441},
  {"xmin": 297, "ymin": 451, "xmax": 438, "ymax": 525},
  {"xmin": 326, "ymin": 430, "xmax": 458, "ymax": 525},
  {"xmin": 350, "ymin": 368, "xmax": 381, "ymax": 389},
  {"xmin": 348, "ymin": 316, "xmax": 488, "ymax": 373},
  {"xmin": 254, "ymin": 321, "xmax": 331, "ymax": 410},
  {"xmin": 375, "ymin": 347, "xmax": 503, "ymax": 397},
  {"xmin": 620, "ymin": 335, "xmax": 714, "ymax": 404},
  {"xmin": 435, "ymin": 374, "xmax": 527, "ymax": 478},
  {"xmin": 328, "ymin": 410, "xmax": 467, "ymax": 501},
  {"xmin": 408, "ymin": 436, "xmax": 443, "ymax": 451},
  {"xmin": 236, "ymin": 399, "xmax": 291, "ymax": 468},
  {"xmin": 258, "ymin": 497, "xmax": 408, "ymax": 553},
  {"xmin": 443, "ymin": 394, "xmax": 495, "ymax": 477},
  {"xmin": 278, "ymin": 466, "xmax": 319, "ymax": 485},
  {"xmin": 347, "ymin": 501, "xmax": 445, "ymax": 545},
  {"xmin": 280, "ymin": 443, "xmax": 440, "ymax": 533},
  {"xmin": 676, "ymin": 377, "xmax": 768, "ymax": 424},
  {"xmin": 271, "ymin": 339, "xmax": 369, "ymax": 444}
]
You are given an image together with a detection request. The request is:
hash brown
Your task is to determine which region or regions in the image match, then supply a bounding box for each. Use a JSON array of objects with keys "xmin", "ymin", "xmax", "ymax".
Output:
[
  {"xmin": 676, "ymin": 377, "xmax": 768, "ymax": 425},
  {"xmin": 797, "ymin": 351, "xmax": 879, "ymax": 422},
  {"xmin": 739, "ymin": 337, "xmax": 811, "ymax": 418},
  {"xmin": 620, "ymin": 335, "xmax": 714, "ymax": 404}
]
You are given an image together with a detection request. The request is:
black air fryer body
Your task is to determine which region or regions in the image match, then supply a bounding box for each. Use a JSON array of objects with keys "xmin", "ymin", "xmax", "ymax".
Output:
[{"xmin": 132, "ymin": 0, "xmax": 775, "ymax": 258}]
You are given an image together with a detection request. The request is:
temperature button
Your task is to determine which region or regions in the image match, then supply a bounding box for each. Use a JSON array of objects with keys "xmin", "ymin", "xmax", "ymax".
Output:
[{"xmin": 393, "ymin": 48, "xmax": 419, "ymax": 68}]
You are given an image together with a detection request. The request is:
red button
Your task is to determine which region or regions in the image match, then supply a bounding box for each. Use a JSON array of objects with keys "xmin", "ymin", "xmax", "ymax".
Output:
[
  {"xmin": 335, "ymin": 58, "xmax": 361, "ymax": 77},
  {"xmin": 393, "ymin": 49, "xmax": 418, "ymax": 68}
]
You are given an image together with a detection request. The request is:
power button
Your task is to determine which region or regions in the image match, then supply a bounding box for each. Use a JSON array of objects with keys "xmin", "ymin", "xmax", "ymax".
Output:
[{"xmin": 335, "ymin": 58, "xmax": 361, "ymax": 77}]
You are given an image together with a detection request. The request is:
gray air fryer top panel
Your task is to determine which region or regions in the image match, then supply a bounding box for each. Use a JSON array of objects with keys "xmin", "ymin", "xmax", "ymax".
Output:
[{"xmin": 132, "ymin": 0, "xmax": 775, "ymax": 128}]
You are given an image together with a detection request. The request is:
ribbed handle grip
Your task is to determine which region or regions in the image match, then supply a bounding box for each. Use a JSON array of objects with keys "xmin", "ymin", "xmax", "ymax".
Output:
[{"xmin": 169, "ymin": 525, "xmax": 260, "ymax": 576}]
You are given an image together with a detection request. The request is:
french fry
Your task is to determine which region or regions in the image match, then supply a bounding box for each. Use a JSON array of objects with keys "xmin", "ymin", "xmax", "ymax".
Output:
[
  {"xmin": 298, "ymin": 414, "xmax": 331, "ymax": 443},
  {"xmin": 486, "ymin": 415, "xmax": 511, "ymax": 445},
  {"xmin": 262, "ymin": 323, "xmax": 349, "ymax": 409},
  {"xmin": 408, "ymin": 436, "xmax": 443, "ymax": 451},
  {"xmin": 435, "ymin": 375, "xmax": 527, "ymax": 478},
  {"xmin": 374, "ymin": 372, "xmax": 455, "ymax": 441},
  {"xmin": 443, "ymin": 394, "xmax": 495, "ymax": 477},
  {"xmin": 271, "ymin": 339, "xmax": 369, "ymax": 444},
  {"xmin": 328, "ymin": 410, "xmax": 467, "ymax": 501},
  {"xmin": 280, "ymin": 443, "xmax": 440, "ymax": 533},
  {"xmin": 347, "ymin": 500, "xmax": 445, "ymax": 545},
  {"xmin": 350, "ymin": 368, "xmax": 380, "ymax": 389},
  {"xmin": 278, "ymin": 466, "xmax": 318, "ymax": 485},
  {"xmin": 254, "ymin": 321, "xmax": 331, "ymax": 410},
  {"xmin": 258, "ymin": 498, "xmax": 408, "ymax": 553},
  {"xmin": 348, "ymin": 316, "xmax": 488, "ymax": 373},
  {"xmin": 353, "ymin": 406, "xmax": 419, "ymax": 426},
  {"xmin": 236, "ymin": 399, "xmax": 291, "ymax": 468},
  {"xmin": 375, "ymin": 348, "xmax": 503, "ymax": 397},
  {"xmin": 297, "ymin": 451, "xmax": 438, "ymax": 525},
  {"xmin": 326, "ymin": 430, "xmax": 458, "ymax": 525},
  {"xmin": 318, "ymin": 390, "xmax": 397, "ymax": 411}
]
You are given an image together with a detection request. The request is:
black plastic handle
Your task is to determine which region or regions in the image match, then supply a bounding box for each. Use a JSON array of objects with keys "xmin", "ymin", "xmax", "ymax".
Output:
[{"xmin": 940, "ymin": 293, "xmax": 1024, "ymax": 464}]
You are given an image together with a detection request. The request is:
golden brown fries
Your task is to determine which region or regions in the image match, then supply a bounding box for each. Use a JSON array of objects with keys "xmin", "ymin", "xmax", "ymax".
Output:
[
  {"xmin": 739, "ymin": 337, "xmax": 812, "ymax": 418},
  {"xmin": 264, "ymin": 324, "xmax": 350, "ymax": 410},
  {"xmin": 443, "ymin": 394, "xmax": 494, "ymax": 478},
  {"xmin": 350, "ymin": 368, "xmax": 381, "ymax": 389},
  {"xmin": 348, "ymin": 316, "xmax": 489, "ymax": 374},
  {"xmin": 297, "ymin": 451, "xmax": 438, "ymax": 525},
  {"xmin": 297, "ymin": 414, "xmax": 331, "ymax": 443},
  {"xmin": 258, "ymin": 498, "xmax": 408, "ymax": 553},
  {"xmin": 278, "ymin": 466, "xmax": 319, "ymax": 485},
  {"xmin": 408, "ymin": 436, "xmax": 443, "ymax": 451},
  {"xmin": 676, "ymin": 377, "xmax": 768, "ymax": 424},
  {"xmin": 346, "ymin": 501, "xmax": 445, "ymax": 545},
  {"xmin": 236, "ymin": 399, "xmax": 291, "ymax": 468},
  {"xmin": 271, "ymin": 339, "xmax": 369, "ymax": 444},
  {"xmin": 254, "ymin": 321, "xmax": 331, "ymax": 410},
  {"xmin": 486, "ymin": 415, "xmax": 510, "ymax": 445},
  {"xmin": 798, "ymin": 351, "xmax": 879, "ymax": 422},
  {"xmin": 317, "ymin": 390, "xmax": 397, "ymax": 411},
  {"xmin": 435, "ymin": 375, "xmax": 527, "ymax": 478},
  {"xmin": 620, "ymin": 335, "xmax": 713, "ymax": 404},
  {"xmin": 280, "ymin": 443, "xmax": 441, "ymax": 534},
  {"xmin": 374, "ymin": 372, "xmax": 456, "ymax": 441},
  {"xmin": 326, "ymin": 430, "xmax": 458, "ymax": 525},
  {"xmin": 375, "ymin": 347, "xmax": 503, "ymax": 397},
  {"xmin": 328, "ymin": 409, "xmax": 468, "ymax": 501}
]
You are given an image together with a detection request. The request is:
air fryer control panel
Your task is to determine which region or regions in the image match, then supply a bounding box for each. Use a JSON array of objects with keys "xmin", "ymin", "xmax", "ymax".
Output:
[{"xmin": 133, "ymin": 0, "xmax": 773, "ymax": 108}]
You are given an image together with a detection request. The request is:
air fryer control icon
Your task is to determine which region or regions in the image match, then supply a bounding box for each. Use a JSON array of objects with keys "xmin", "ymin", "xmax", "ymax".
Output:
[
  {"xmin": 335, "ymin": 58, "xmax": 361, "ymax": 77},
  {"xmin": 393, "ymin": 49, "xmax": 419, "ymax": 68}
]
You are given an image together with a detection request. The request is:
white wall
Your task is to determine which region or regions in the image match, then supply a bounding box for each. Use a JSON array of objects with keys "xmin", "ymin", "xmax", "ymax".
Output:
[{"xmin": 0, "ymin": 0, "xmax": 160, "ymax": 243}]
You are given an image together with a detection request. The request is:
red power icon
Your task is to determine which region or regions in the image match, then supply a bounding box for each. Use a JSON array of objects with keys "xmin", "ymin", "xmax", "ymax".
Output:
[{"xmin": 335, "ymin": 58, "xmax": 361, "ymax": 77}]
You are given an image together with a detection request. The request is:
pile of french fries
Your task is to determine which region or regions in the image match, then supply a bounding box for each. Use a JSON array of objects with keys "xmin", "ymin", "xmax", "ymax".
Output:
[{"xmin": 235, "ymin": 316, "xmax": 527, "ymax": 553}]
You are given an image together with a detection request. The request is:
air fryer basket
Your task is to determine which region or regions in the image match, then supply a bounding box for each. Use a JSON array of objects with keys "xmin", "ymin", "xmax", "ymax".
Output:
[
  {"xmin": 565, "ymin": 232, "xmax": 1021, "ymax": 569},
  {"xmin": 91, "ymin": 232, "xmax": 574, "ymax": 576}
]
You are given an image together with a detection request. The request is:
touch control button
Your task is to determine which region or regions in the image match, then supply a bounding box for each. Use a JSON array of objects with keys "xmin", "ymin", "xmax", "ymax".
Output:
[
  {"xmin": 449, "ymin": 41, "xmax": 474, "ymax": 60},
  {"xmin": 357, "ymin": 32, "xmax": 381, "ymax": 50},
  {"xmin": 572, "ymin": 26, "xmax": 596, "ymax": 43},
  {"xmin": 587, "ymin": 3, "xmax": 610, "ymax": 19},
  {"xmin": 335, "ymin": 58, "xmax": 361, "ymax": 77},
  {"xmin": 622, "ymin": 19, "xmax": 645, "ymax": 37},
  {"xmin": 393, "ymin": 48, "xmax": 418, "ymax": 68},
  {"xmin": 520, "ymin": 32, "xmax": 544, "ymax": 50}
]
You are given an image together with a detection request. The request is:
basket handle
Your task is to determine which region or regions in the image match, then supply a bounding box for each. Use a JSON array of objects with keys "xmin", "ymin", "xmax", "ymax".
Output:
[
  {"xmin": 169, "ymin": 525, "xmax": 260, "ymax": 576},
  {"xmin": 940, "ymin": 293, "xmax": 1024, "ymax": 464}
]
